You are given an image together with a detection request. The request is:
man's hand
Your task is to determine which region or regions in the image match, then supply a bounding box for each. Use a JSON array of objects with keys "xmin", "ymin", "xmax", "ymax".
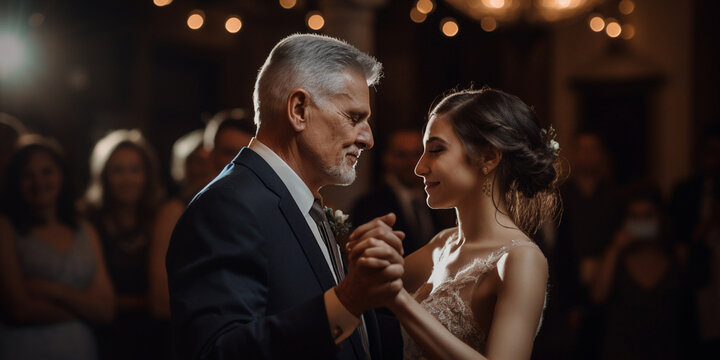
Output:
[{"xmin": 334, "ymin": 213, "xmax": 405, "ymax": 317}]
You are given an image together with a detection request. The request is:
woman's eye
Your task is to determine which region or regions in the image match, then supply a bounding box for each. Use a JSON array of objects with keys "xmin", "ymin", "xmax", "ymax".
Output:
[{"xmin": 428, "ymin": 148, "xmax": 444, "ymax": 154}]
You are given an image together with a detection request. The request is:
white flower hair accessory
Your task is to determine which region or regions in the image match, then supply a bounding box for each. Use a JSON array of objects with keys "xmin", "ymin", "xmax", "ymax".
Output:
[{"xmin": 542, "ymin": 125, "xmax": 560, "ymax": 157}]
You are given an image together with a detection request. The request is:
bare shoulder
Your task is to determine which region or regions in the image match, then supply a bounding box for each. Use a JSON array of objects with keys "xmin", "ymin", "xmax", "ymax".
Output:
[
  {"xmin": 159, "ymin": 199, "xmax": 186, "ymax": 215},
  {"xmin": 498, "ymin": 242, "xmax": 548, "ymax": 285},
  {"xmin": 403, "ymin": 227, "xmax": 457, "ymax": 292},
  {"xmin": 428, "ymin": 227, "xmax": 457, "ymax": 249},
  {"xmin": 408, "ymin": 227, "xmax": 457, "ymax": 261}
]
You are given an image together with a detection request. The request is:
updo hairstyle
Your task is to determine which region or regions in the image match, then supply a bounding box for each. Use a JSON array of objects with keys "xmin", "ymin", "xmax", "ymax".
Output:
[{"xmin": 430, "ymin": 87, "xmax": 563, "ymax": 235}]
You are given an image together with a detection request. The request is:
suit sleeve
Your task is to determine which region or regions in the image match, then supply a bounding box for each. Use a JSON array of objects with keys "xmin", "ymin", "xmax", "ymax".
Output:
[{"xmin": 166, "ymin": 186, "xmax": 338, "ymax": 360}]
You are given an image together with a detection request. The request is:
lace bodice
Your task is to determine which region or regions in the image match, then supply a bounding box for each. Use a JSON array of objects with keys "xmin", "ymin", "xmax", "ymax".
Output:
[{"xmin": 402, "ymin": 239, "xmax": 540, "ymax": 359}]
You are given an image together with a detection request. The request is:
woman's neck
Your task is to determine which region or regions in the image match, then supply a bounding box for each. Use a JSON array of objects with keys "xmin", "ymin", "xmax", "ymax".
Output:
[
  {"xmin": 455, "ymin": 176, "xmax": 522, "ymax": 245},
  {"xmin": 108, "ymin": 205, "xmax": 138, "ymax": 230},
  {"xmin": 32, "ymin": 206, "xmax": 57, "ymax": 224}
]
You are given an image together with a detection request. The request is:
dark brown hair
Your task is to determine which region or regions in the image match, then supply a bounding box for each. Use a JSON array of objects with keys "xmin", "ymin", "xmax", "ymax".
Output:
[
  {"xmin": 85, "ymin": 129, "xmax": 163, "ymax": 228},
  {"xmin": 1, "ymin": 135, "xmax": 79, "ymax": 233},
  {"xmin": 431, "ymin": 87, "xmax": 563, "ymax": 235}
]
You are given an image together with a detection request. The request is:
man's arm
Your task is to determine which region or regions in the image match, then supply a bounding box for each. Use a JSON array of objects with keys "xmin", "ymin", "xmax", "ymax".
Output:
[{"xmin": 167, "ymin": 188, "xmax": 338, "ymax": 360}]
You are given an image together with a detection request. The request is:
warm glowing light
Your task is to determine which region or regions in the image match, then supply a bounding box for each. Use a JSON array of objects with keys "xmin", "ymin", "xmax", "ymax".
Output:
[
  {"xmin": 481, "ymin": 17, "xmax": 497, "ymax": 32},
  {"xmin": 441, "ymin": 18, "xmax": 459, "ymax": 37},
  {"xmin": 187, "ymin": 10, "xmax": 205, "ymax": 30},
  {"xmin": 154, "ymin": 0, "xmax": 173, "ymax": 7},
  {"xmin": 622, "ymin": 24, "xmax": 635, "ymax": 39},
  {"xmin": 589, "ymin": 15, "xmax": 605, "ymax": 32},
  {"xmin": 279, "ymin": 0, "xmax": 297, "ymax": 9},
  {"xmin": 416, "ymin": 0, "xmax": 434, "ymax": 15},
  {"xmin": 410, "ymin": 7, "xmax": 427, "ymax": 23},
  {"xmin": 557, "ymin": 0, "xmax": 572, "ymax": 8},
  {"xmin": 605, "ymin": 20, "xmax": 621, "ymax": 38},
  {"xmin": 482, "ymin": 0, "xmax": 505, "ymax": 8},
  {"xmin": 225, "ymin": 16, "xmax": 242, "ymax": 33},
  {"xmin": 306, "ymin": 12, "xmax": 325, "ymax": 30},
  {"xmin": 0, "ymin": 33, "xmax": 25, "ymax": 77},
  {"xmin": 29, "ymin": 13, "xmax": 44, "ymax": 27},
  {"xmin": 619, "ymin": 0, "xmax": 635, "ymax": 15}
]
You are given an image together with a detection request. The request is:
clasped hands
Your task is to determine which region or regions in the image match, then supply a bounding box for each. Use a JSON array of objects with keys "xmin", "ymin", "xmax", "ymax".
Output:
[{"xmin": 334, "ymin": 213, "xmax": 406, "ymax": 317}]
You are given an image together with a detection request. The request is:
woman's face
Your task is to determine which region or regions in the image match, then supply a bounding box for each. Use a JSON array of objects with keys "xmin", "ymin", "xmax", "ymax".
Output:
[
  {"xmin": 20, "ymin": 150, "xmax": 63, "ymax": 210},
  {"xmin": 415, "ymin": 114, "xmax": 482, "ymax": 209},
  {"xmin": 106, "ymin": 146, "xmax": 147, "ymax": 206}
]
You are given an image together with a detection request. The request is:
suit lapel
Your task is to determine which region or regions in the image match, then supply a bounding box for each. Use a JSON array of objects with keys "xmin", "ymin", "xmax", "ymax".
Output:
[
  {"xmin": 278, "ymin": 195, "xmax": 337, "ymax": 290},
  {"xmin": 234, "ymin": 148, "xmax": 336, "ymax": 290},
  {"xmin": 235, "ymin": 149, "xmax": 368, "ymax": 359}
]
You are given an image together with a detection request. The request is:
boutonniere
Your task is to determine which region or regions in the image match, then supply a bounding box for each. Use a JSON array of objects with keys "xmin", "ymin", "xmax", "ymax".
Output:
[{"xmin": 324, "ymin": 207, "xmax": 352, "ymax": 242}]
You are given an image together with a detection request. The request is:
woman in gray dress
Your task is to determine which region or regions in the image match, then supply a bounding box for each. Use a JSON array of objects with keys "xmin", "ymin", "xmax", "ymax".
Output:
[{"xmin": 0, "ymin": 135, "xmax": 115, "ymax": 360}]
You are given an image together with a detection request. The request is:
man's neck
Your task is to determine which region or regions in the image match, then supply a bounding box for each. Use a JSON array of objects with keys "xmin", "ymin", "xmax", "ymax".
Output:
[{"xmin": 253, "ymin": 135, "xmax": 323, "ymax": 196}]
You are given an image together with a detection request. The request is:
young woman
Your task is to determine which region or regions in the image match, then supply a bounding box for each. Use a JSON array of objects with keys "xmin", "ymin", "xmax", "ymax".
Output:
[
  {"xmin": 84, "ymin": 129, "xmax": 168, "ymax": 360},
  {"xmin": 349, "ymin": 88, "xmax": 561, "ymax": 359},
  {"xmin": 0, "ymin": 135, "xmax": 115, "ymax": 360}
]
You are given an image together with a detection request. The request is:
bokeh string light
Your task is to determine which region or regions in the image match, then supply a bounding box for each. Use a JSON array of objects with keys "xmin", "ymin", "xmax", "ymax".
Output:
[{"xmin": 187, "ymin": 10, "xmax": 205, "ymax": 30}]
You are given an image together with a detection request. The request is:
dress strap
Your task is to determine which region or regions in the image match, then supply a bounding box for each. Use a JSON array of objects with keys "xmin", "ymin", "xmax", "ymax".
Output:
[
  {"xmin": 453, "ymin": 240, "xmax": 540, "ymax": 285},
  {"xmin": 488, "ymin": 239, "xmax": 539, "ymax": 263}
]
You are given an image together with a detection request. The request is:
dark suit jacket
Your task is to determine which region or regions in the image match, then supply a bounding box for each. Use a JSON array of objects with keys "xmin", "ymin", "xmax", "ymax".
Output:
[{"xmin": 166, "ymin": 148, "xmax": 381, "ymax": 360}]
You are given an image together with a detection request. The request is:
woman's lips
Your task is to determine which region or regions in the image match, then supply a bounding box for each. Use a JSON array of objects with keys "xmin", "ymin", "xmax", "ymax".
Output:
[{"xmin": 424, "ymin": 181, "xmax": 439, "ymax": 190}]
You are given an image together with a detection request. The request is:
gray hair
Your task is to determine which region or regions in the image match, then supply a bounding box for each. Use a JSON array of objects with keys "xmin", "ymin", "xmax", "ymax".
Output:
[{"xmin": 253, "ymin": 33, "xmax": 382, "ymax": 126}]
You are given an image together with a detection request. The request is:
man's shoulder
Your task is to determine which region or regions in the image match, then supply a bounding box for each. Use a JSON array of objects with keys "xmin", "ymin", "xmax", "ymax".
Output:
[{"xmin": 190, "ymin": 163, "xmax": 278, "ymax": 211}]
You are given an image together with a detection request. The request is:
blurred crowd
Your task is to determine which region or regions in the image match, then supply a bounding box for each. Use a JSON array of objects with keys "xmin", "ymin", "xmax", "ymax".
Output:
[{"xmin": 1, "ymin": 109, "xmax": 719, "ymax": 360}]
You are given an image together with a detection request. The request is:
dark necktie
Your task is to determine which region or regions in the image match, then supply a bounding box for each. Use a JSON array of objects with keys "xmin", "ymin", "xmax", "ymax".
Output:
[{"xmin": 309, "ymin": 200, "xmax": 371, "ymax": 360}]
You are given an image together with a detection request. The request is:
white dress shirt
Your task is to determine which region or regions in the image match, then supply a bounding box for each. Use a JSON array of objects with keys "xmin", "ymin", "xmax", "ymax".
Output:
[{"xmin": 248, "ymin": 139, "xmax": 360, "ymax": 343}]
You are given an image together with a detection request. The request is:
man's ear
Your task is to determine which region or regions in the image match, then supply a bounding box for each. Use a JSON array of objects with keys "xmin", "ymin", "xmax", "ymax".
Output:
[{"xmin": 287, "ymin": 88, "xmax": 311, "ymax": 132}]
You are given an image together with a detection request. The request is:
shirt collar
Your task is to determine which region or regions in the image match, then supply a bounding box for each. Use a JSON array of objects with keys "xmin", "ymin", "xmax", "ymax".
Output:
[{"xmin": 249, "ymin": 138, "xmax": 315, "ymax": 215}]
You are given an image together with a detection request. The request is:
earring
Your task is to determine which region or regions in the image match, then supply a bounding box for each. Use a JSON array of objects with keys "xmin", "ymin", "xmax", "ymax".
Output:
[
  {"xmin": 482, "ymin": 178, "xmax": 492, "ymax": 197},
  {"xmin": 482, "ymin": 167, "xmax": 489, "ymax": 175}
]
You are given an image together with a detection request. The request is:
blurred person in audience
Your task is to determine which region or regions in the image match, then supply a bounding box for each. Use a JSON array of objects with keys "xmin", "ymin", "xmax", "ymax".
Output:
[
  {"xmin": 148, "ymin": 130, "xmax": 212, "ymax": 319},
  {"xmin": 0, "ymin": 135, "xmax": 115, "ymax": 360},
  {"xmin": 203, "ymin": 108, "xmax": 255, "ymax": 175},
  {"xmin": 0, "ymin": 112, "xmax": 27, "ymax": 187},
  {"xmin": 542, "ymin": 131, "xmax": 621, "ymax": 359},
  {"xmin": 591, "ymin": 184, "xmax": 692, "ymax": 360},
  {"xmin": 671, "ymin": 121, "xmax": 720, "ymax": 358},
  {"xmin": 351, "ymin": 128, "xmax": 451, "ymax": 257},
  {"xmin": 84, "ymin": 129, "xmax": 169, "ymax": 360}
]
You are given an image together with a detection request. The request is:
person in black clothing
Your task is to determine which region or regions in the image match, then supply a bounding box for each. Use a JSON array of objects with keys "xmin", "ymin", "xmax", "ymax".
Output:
[
  {"xmin": 670, "ymin": 121, "xmax": 720, "ymax": 359},
  {"xmin": 84, "ymin": 129, "xmax": 170, "ymax": 360},
  {"xmin": 591, "ymin": 184, "xmax": 693, "ymax": 360}
]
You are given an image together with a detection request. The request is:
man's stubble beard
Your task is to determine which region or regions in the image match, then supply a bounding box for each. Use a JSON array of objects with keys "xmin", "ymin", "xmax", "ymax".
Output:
[{"xmin": 325, "ymin": 154, "xmax": 358, "ymax": 186}]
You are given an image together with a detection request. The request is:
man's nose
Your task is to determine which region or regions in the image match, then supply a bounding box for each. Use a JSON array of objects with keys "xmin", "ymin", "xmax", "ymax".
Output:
[{"xmin": 356, "ymin": 122, "xmax": 374, "ymax": 150}]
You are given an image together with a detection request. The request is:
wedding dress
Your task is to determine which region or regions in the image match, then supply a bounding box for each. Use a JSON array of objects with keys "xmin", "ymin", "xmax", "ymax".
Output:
[{"xmin": 401, "ymin": 238, "xmax": 541, "ymax": 359}]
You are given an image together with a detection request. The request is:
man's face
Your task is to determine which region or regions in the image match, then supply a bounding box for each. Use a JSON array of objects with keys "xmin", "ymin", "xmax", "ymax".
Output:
[
  {"xmin": 301, "ymin": 70, "xmax": 373, "ymax": 186},
  {"xmin": 384, "ymin": 131, "xmax": 424, "ymax": 188},
  {"xmin": 212, "ymin": 128, "xmax": 253, "ymax": 174}
]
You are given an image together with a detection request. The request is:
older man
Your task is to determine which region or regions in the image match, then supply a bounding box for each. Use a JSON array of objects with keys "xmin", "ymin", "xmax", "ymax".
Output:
[{"xmin": 167, "ymin": 34, "xmax": 404, "ymax": 360}]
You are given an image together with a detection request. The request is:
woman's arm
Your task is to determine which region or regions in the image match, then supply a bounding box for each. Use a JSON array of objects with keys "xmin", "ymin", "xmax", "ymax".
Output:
[
  {"xmin": 0, "ymin": 217, "xmax": 76, "ymax": 324},
  {"xmin": 26, "ymin": 223, "xmax": 116, "ymax": 324},
  {"xmin": 389, "ymin": 246, "xmax": 548, "ymax": 360},
  {"xmin": 148, "ymin": 200, "xmax": 185, "ymax": 319}
]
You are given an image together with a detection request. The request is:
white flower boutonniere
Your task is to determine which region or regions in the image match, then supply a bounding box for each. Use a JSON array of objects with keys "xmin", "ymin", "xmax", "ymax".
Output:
[{"xmin": 324, "ymin": 207, "xmax": 352, "ymax": 240}]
